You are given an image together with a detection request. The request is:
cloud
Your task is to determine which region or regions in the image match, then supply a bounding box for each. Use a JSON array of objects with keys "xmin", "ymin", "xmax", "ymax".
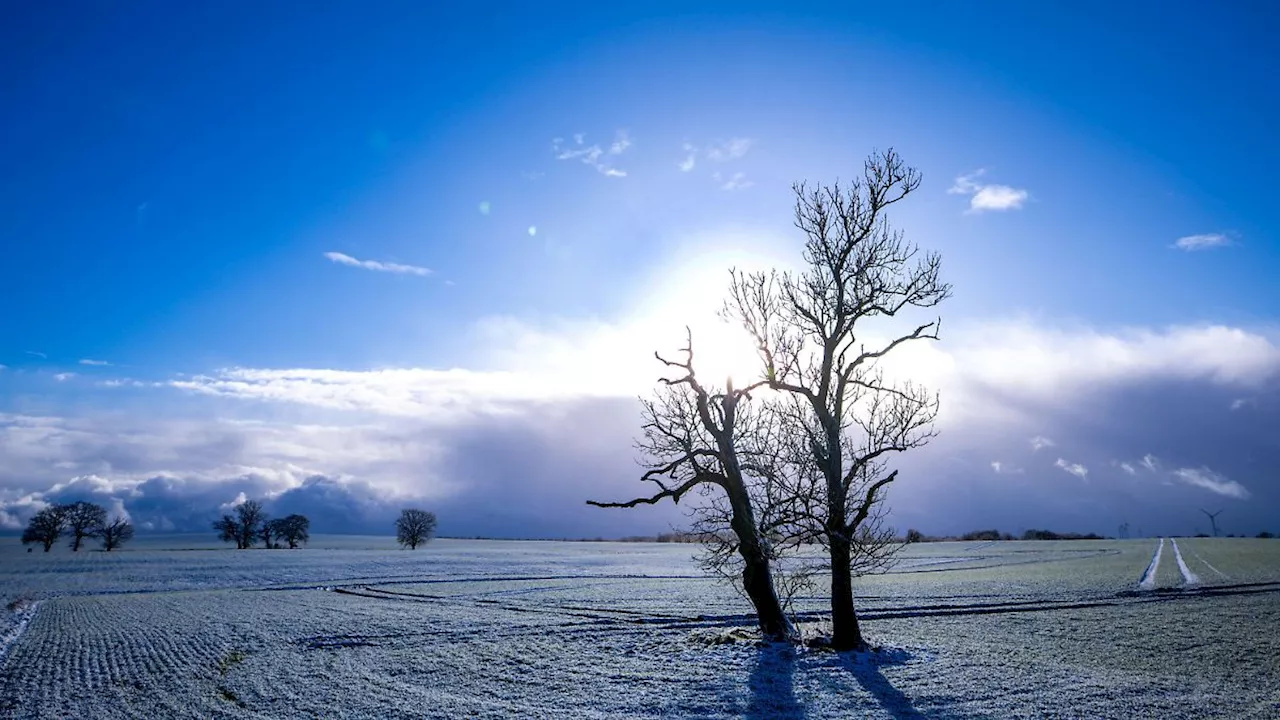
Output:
[
  {"xmin": 24, "ymin": 351, "xmax": 47, "ymax": 359},
  {"xmin": 1119, "ymin": 462, "xmax": 1137, "ymax": 475},
  {"xmin": 1055, "ymin": 458, "xmax": 1089, "ymax": 480},
  {"xmin": 1141, "ymin": 454, "xmax": 1160, "ymax": 472},
  {"xmin": 1172, "ymin": 233, "xmax": 1232, "ymax": 251},
  {"xmin": 713, "ymin": 171, "xmax": 753, "ymax": 191},
  {"xmin": 551, "ymin": 130, "xmax": 630, "ymax": 177},
  {"xmin": 1230, "ymin": 398, "xmax": 1255, "ymax": 410},
  {"xmin": 948, "ymin": 169, "xmax": 1028, "ymax": 213},
  {"xmin": 79, "ymin": 359, "xmax": 110, "ymax": 366},
  {"xmin": 990, "ymin": 461, "xmax": 1022, "ymax": 475},
  {"xmin": 706, "ymin": 138, "xmax": 754, "ymax": 162},
  {"xmin": 53, "ymin": 373, "xmax": 76, "ymax": 382},
  {"xmin": 324, "ymin": 252, "xmax": 432, "ymax": 277},
  {"xmin": 1030, "ymin": 435, "xmax": 1055, "ymax": 451},
  {"xmin": 677, "ymin": 143, "xmax": 697, "ymax": 172},
  {"xmin": 1172, "ymin": 467, "xmax": 1250, "ymax": 499}
]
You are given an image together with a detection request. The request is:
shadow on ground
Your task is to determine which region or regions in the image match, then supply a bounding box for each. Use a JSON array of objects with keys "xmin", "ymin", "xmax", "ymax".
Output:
[{"xmin": 743, "ymin": 642, "xmax": 976, "ymax": 720}]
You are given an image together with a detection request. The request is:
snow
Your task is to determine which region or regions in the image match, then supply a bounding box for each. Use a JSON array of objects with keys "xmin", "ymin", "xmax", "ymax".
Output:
[
  {"xmin": 1169, "ymin": 539, "xmax": 1201, "ymax": 586},
  {"xmin": 1, "ymin": 536, "xmax": 1278, "ymax": 718},
  {"xmin": 1138, "ymin": 538, "xmax": 1164, "ymax": 590}
]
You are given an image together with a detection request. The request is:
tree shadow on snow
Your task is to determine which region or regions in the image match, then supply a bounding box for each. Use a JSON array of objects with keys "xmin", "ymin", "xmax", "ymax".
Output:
[
  {"xmin": 831, "ymin": 649, "xmax": 925, "ymax": 720},
  {"xmin": 746, "ymin": 643, "xmax": 803, "ymax": 720}
]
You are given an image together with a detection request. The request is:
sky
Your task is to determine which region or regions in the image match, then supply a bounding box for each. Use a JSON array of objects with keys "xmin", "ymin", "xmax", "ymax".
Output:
[{"xmin": 2, "ymin": 1, "xmax": 1278, "ymax": 539}]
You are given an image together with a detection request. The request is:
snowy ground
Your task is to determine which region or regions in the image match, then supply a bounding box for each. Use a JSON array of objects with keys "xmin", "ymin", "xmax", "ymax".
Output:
[{"xmin": 1, "ymin": 536, "xmax": 1278, "ymax": 719}]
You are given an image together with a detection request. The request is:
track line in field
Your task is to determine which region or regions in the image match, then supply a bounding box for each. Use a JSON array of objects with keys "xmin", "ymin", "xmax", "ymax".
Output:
[
  {"xmin": 1169, "ymin": 539, "xmax": 1201, "ymax": 586},
  {"xmin": 1138, "ymin": 538, "xmax": 1165, "ymax": 590},
  {"xmin": 1189, "ymin": 549, "xmax": 1229, "ymax": 580},
  {"xmin": 0, "ymin": 600, "xmax": 40, "ymax": 666}
]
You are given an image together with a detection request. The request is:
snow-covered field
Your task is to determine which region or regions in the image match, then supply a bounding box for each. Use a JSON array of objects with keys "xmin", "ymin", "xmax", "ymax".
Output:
[{"xmin": 1, "ymin": 536, "xmax": 1278, "ymax": 719}]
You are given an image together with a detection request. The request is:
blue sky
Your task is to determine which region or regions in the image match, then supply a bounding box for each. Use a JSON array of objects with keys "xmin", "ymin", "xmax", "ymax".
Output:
[{"xmin": 2, "ymin": 2, "xmax": 1277, "ymax": 538}]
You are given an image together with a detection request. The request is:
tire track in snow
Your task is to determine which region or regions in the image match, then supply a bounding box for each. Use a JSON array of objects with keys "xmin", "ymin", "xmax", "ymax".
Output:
[
  {"xmin": 1169, "ymin": 539, "xmax": 1200, "ymax": 586},
  {"xmin": 1138, "ymin": 538, "xmax": 1164, "ymax": 590},
  {"xmin": 1189, "ymin": 549, "xmax": 1229, "ymax": 580},
  {"xmin": 0, "ymin": 600, "xmax": 41, "ymax": 667}
]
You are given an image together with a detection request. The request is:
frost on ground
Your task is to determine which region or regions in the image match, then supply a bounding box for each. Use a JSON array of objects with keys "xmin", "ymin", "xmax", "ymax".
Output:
[
  {"xmin": 1170, "ymin": 539, "xmax": 1201, "ymax": 586},
  {"xmin": 1138, "ymin": 538, "xmax": 1164, "ymax": 590},
  {"xmin": 1, "ymin": 537, "xmax": 1278, "ymax": 719}
]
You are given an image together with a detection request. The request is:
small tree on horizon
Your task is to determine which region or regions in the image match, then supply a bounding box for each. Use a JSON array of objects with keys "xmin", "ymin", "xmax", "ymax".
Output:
[
  {"xmin": 268, "ymin": 515, "xmax": 310, "ymax": 549},
  {"xmin": 214, "ymin": 515, "xmax": 242, "ymax": 548},
  {"xmin": 232, "ymin": 500, "xmax": 266, "ymax": 549},
  {"xmin": 99, "ymin": 517, "xmax": 135, "ymax": 551},
  {"xmin": 396, "ymin": 509, "xmax": 437, "ymax": 549},
  {"xmin": 21, "ymin": 506, "xmax": 67, "ymax": 552},
  {"xmin": 63, "ymin": 501, "xmax": 108, "ymax": 551}
]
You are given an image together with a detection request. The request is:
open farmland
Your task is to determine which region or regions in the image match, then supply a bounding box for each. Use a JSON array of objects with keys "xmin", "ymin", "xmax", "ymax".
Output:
[{"xmin": 1, "ymin": 536, "xmax": 1278, "ymax": 719}]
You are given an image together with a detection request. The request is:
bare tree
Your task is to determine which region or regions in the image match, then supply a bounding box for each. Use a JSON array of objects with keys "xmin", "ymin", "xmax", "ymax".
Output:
[
  {"xmin": 214, "ymin": 515, "xmax": 243, "ymax": 548},
  {"xmin": 259, "ymin": 518, "xmax": 279, "ymax": 549},
  {"xmin": 588, "ymin": 331, "xmax": 796, "ymax": 641},
  {"xmin": 270, "ymin": 514, "xmax": 310, "ymax": 549},
  {"xmin": 21, "ymin": 506, "xmax": 66, "ymax": 552},
  {"xmin": 99, "ymin": 517, "xmax": 135, "ymax": 551},
  {"xmin": 396, "ymin": 509, "xmax": 437, "ymax": 549},
  {"xmin": 235, "ymin": 500, "xmax": 266, "ymax": 549},
  {"xmin": 726, "ymin": 149, "xmax": 950, "ymax": 650},
  {"xmin": 63, "ymin": 501, "xmax": 107, "ymax": 552}
]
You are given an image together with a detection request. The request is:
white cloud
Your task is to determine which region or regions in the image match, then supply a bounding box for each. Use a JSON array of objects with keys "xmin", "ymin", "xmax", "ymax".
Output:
[
  {"xmin": 1141, "ymin": 454, "xmax": 1159, "ymax": 472},
  {"xmin": 1030, "ymin": 435, "xmax": 1055, "ymax": 451},
  {"xmin": 1119, "ymin": 462, "xmax": 1137, "ymax": 475},
  {"xmin": 53, "ymin": 373, "xmax": 76, "ymax": 382},
  {"xmin": 706, "ymin": 138, "xmax": 754, "ymax": 162},
  {"xmin": 25, "ymin": 351, "xmax": 47, "ymax": 359},
  {"xmin": 79, "ymin": 359, "xmax": 110, "ymax": 366},
  {"xmin": 948, "ymin": 169, "xmax": 1028, "ymax": 213},
  {"xmin": 551, "ymin": 130, "xmax": 630, "ymax": 177},
  {"xmin": 1230, "ymin": 398, "xmax": 1255, "ymax": 410},
  {"xmin": 677, "ymin": 143, "xmax": 697, "ymax": 172},
  {"xmin": 991, "ymin": 461, "xmax": 1023, "ymax": 475},
  {"xmin": 609, "ymin": 130, "xmax": 631, "ymax": 155},
  {"xmin": 1172, "ymin": 233, "xmax": 1232, "ymax": 251},
  {"xmin": 324, "ymin": 252, "xmax": 432, "ymax": 277},
  {"xmin": 713, "ymin": 171, "xmax": 753, "ymax": 191},
  {"xmin": 1055, "ymin": 458, "xmax": 1088, "ymax": 479},
  {"xmin": 1172, "ymin": 467, "xmax": 1250, "ymax": 499}
]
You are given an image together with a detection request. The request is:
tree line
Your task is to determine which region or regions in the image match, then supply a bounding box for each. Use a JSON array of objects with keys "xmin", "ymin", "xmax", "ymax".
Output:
[
  {"xmin": 21, "ymin": 501, "xmax": 134, "ymax": 552},
  {"xmin": 19, "ymin": 499, "xmax": 439, "ymax": 553},
  {"xmin": 212, "ymin": 500, "xmax": 437, "ymax": 550}
]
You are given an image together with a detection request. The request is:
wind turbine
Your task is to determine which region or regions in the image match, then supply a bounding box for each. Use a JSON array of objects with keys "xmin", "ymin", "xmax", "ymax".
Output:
[{"xmin": 1201, "ymin": 509, "xmax": 1223, "ymax": 537}]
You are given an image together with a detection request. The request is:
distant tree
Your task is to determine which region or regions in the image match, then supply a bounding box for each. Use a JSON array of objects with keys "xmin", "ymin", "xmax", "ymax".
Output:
[
  {"xmin": 235, "ymin": 500, "xmax": 267, "ymax": 549},
  {"xmin": 21, "ymin": 506, "xmax": 67, "ymax": 552},
  {"xmin": 259, "ymin": 518, "xmax": 279, "ymax": 549},
  {"xmin": 214, "ymin": 515, "xmax": 242, "ymax": 548},
  {"xmin": 905, "ymin": 529, "xmax": 924, "ymax": 544},
  {"xmin": 271, "ymin": 515, "xmax": 310, "ymax": 549},
  {"xmin": 99, "ymin": 517, "xmax": 134, "ymax": 551},
  {"xmin": 1257, "ymin": 531, "xmax": 1274, "ymax": 539},
  {"xmin": 962, "ymin": 529, "xmax": 1002, "ymax": 542},
  {"xmin": 62, "ymin": 501, "xmax": 107, "ymax": 551},
  {"xmin": 396, "ymin": 509, "xmax": 437, "ymax": 549}
]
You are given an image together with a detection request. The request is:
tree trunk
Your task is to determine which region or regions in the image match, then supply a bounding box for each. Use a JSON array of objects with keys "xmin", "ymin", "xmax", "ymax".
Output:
[
  {"xmin": 828, "ymin": 535, "xmax": 865, "ymax": 650},
  {"xmin": 72, "ymin": 534, "xmax": 82, "ymax": 551},
  {"xmin": 740, "ymin": 540, "xmax": 794, "ymax": 640},
  {"xmin": 725, "ymin": 480, "xmax": 794, "ymax": 641}
]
